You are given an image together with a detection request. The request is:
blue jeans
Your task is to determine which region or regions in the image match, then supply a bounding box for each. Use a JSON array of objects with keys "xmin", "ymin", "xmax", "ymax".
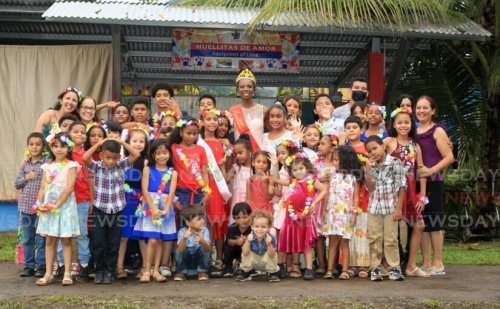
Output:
[
  {"xmin": 57, "ymin": 201, "xmax": 90, "ymax": 266},
  {"xmin": 20, "ymin": 212, "xmax": 45, "ymax": 270},
  {"xmin": 175, "ymin": 247, "xmax": 210, "ymax": 276}
]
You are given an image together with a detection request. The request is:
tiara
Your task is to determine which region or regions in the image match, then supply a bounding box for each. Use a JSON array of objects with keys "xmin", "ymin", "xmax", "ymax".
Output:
[
  {"xmin": 390, "ymin": 107, "xmax": 412, "ymax": 118},
  {"xmin": 236, "ymin": 68, "xmax": 256, "ymax": 84}
]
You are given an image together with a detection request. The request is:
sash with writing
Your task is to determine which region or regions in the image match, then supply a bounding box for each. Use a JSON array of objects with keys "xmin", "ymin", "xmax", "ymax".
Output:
[
  {"xmin": 197, "ymin": 136, "xmax": 232, "ymax": 203},
  {"xmin": 230, "ymin": 105, "xmax": 261, "ymax": 151}
]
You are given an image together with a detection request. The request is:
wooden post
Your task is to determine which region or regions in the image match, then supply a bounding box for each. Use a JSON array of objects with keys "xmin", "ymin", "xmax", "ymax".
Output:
[
  {"xmin": 368, "ymin": 37, "xmax": 385, "ymax": 104},
  {"xmin": 112, "ymin": 25, "xmax": 122, "ymax": 103}
]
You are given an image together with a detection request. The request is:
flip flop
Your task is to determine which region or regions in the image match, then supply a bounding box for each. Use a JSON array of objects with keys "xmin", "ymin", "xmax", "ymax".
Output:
[
  {"xmin": 406, "ymin": 267, "xmax": 430, "ymax": 277},
  {"xmin": 428, "ymin": 269, "xmax": 446, "ymax": 276}
]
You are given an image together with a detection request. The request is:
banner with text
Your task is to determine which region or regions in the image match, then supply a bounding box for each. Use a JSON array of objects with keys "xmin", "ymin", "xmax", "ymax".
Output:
[{"xmin": 172, "ymin": 29, "xmax": 300, "ymax": 73}]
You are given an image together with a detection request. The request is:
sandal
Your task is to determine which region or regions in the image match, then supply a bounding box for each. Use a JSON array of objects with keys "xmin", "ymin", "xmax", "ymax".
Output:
[
  {"xmin": 62, "ymin": 273, "xmax": 73, "ymax": 286},
  {"xmin": 139, "ymin": 271, "xmax": 151, "ymax": 283},
  {"xmin": 289, "ymin": 263, "xmax": 302, "ymax": 278},
  {"xmin": 323, "ymin": 270, "xmax": 334, "ymax": 279},
  {"xmin": 339, "ymin": 271, "xmax": 351, "ymax": 280},
  {"xmin": 116, "ymin": 268, "xmax": 127, "ymax": 279},
  {"xmin": 36, "ymin": 274, "xmax": 55, "ymax": 286},
  {"xmin": 406, "ymin": 267, "xmax": 430, "ymax": 278},
  {"xmin": 358, "ymin": 268, "xmax": 369, "ymax": 278},
  {"xmin": 152, "ymin": 271, "xmax": 167, "ymax": 282},
  {"xmin": 136, "ymin": 268, "xmax": 145, "ymax": 279}
]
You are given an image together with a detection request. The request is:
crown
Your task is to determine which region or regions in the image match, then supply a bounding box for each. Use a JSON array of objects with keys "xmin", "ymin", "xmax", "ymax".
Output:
[{"xmin": 236, "ymin": 68, "xmax": 256, "ymax": 85}]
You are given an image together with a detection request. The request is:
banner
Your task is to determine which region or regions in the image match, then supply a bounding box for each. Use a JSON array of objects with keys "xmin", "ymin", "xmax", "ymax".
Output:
[{"xmin": 172, "ymin": 29, "xmax": 300, "ymax": 72}]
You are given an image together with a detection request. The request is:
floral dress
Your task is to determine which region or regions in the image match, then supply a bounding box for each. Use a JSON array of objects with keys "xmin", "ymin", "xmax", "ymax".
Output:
[
  {"xmin": 36, "ymin": 160, "xmax": 80, "ymax": 238},
  {"xmin": 320, "ymin": 173, "xmax": 356, "ymax": 239}
]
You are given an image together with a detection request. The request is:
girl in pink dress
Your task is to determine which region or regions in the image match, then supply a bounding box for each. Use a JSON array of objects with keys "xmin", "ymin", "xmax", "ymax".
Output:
[
  {"xmin": 246, "ymin": 151, "xmax": 274, "ymax": 213},
  {"xmin": 271, "ymin": 152, "xmax": 328, "ymax": 280},
  {"xmin": 226, "ymin": 135, "xmax": 252, "ymax": 225}
]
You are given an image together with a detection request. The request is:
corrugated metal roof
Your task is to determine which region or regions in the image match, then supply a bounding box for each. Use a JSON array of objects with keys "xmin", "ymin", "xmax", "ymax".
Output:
[{"xmin": 42, "ymin": 0, "xmax": 491, "ymax": 41}]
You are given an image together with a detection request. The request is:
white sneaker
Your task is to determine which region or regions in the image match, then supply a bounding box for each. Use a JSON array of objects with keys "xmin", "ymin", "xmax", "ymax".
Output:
[{"xmin": 159, "ymin": 265, "xmax": 172, "ymax": 277}]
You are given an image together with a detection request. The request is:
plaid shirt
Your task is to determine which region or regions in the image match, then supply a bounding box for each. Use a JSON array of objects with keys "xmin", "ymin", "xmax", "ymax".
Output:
[
  {"xmin": 88, "ymin": 158, "xmax": 130, "ymax": 214},
  {"xmin": 368, "ymin": 155, "xmax": 407, "ymax": 215},
  {"xmin": 15, "ymin": 157, "xmax": 46, "ymax": 214}
]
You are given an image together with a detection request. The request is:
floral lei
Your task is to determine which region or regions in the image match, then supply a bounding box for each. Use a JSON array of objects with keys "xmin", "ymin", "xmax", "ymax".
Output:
[
  {"xmin": 32, "ymin": 159, "xmax": 69, "ymax": 215},
  {"xmin": 175, "ymin": 147, "xmax": 212, "ymax": 195},
  {"xmin": 127, "ymin": 168, "xmax": 176, "ymax": 225},
  {"xmin": 280, "ymin": 175, "xmax": 315, "ymax": 221},
  {"xmin": 402, "ymin": 138, "xmax": 416, "ymax": 174},
  {"xmin": 356, "ymin": 152, "xmax": 368, "ymax": 164}
]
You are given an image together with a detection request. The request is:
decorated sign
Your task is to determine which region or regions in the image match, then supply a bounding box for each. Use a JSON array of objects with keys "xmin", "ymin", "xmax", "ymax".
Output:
[{"xmin": 172, "ymin": 29, "xmax": 300, "ymax": 72}]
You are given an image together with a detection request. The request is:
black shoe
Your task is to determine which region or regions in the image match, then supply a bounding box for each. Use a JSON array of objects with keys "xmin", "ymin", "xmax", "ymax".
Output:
[
  {"xmin": 269, "ymin": 272, "xmax": 280, "ymax": 282},
  {"xmin": 34, "ymin": 268, "xmax": 46, "ymax": 278},
  {"xmin": 371, "ymin": 268, "xmax": 383, "ymax": 281},
  {"xmin": 94, "ymin": 272, "xmax": 104, "ymax": 284},
  {"xmin": 222, "ymin": 266, "xmax": 234, "ymax": 278},
  {"xmin": 77, "ymin": 266, "xmax": 89, "ymax": 282},
  {"xmin": 102, "ymin": 272, "xmax": 113, "ymax": 284},
  {"xmin": 389, "ymin": 268, "xmax": 405, "ymax": 281},
  {"xmin": 303, "ymin": 268, "xmax": 315, "ymax": 280},
  {"xmin": 55, "ymin": 265, "xmax": 65, "ymax": 281},
  {"xmin": 278, "ymin": 264, "xmax": 287, "ymax": 279},
  {"xmin": 20, "ymin": 267, "xmax": 35, "ymax": 277},
  {"xmin": 235, "ymin": 271, "xmax": 252, "ymax": 282}
]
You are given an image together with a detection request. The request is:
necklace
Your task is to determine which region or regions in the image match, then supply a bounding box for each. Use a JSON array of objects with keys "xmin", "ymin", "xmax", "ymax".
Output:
[
  {"xmin": 280, "ymin": 175, "xmax": 315, "ymax": 221},
  {"xmin": 176, "ymin": 147, "xmax": 212, "ymax": 195}
]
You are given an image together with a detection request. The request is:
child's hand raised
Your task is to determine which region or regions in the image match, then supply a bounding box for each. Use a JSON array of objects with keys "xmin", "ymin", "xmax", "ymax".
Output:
[
  {"xmin": 183, "ymin": 228, "xmax": 192, "ymax": 239},
  {"xmin": 268, "ymin": 153, "xmax": 279, "ymax": 167},
  {"xmin": 195, "ymin": 232, "xmax": 203, "ymax": 243},
  {"xmin": 265, "ymin": 234, "xmax": 273, "ymax": 246},
  {"xmin": 247, "ymin": 232, "xmax": 254, "ymax": 241},
  {"xmin": 238, "ymin": 235, "xmax": 246, "ymax": 246}
]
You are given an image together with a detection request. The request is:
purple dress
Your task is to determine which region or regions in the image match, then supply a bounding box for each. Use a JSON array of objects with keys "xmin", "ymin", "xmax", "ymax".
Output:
[{"xmin": 417, "ymin": 124, "xmax": 446, "ymax": 232}]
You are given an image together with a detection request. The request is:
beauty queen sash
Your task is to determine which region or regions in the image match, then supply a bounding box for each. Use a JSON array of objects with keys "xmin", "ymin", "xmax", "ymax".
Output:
[
  {"xmin": 230, "ymin": 105, "xmax": 261, "ymax": 151},
  {"xmin": 197, "ymin": 136, "xmax": 232, "ymax": 203}
]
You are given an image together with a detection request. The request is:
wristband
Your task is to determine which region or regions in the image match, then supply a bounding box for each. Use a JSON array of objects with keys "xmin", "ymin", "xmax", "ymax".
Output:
[{"xmin": 416, "ymin": 193, "xmax": 429, "ymax": 205}]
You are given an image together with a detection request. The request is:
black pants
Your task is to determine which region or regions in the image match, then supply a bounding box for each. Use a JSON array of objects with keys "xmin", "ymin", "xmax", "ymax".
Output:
[
  {"xmin": 223, "ymin": 242, "xmax": 242, "ymax": 268},
  {"xmin": 92, "ymin": 208, "xmax": 122, "ymax": 276}
]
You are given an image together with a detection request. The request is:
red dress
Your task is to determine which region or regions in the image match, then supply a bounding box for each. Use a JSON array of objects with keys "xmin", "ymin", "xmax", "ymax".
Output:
[
  {"xmin": 278, "ymin": 177, "xmax": 318, "ymax": 253},
  {"xmin": 248, "ymin": 176, "xmax": 273, "ymax": 213},
  {"xmin": 390, "ymin": 141, "xmax": 423, "ymax": 223},
  {"xmin": 205, "ymin": 139, "xmax": 227, "ymax": 240}
]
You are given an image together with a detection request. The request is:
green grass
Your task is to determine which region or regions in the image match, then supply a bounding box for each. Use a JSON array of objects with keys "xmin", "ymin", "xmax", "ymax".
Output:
[
  {"xmin": 1, "ymin": 232, "xmax": 499, "ymax": 265},
  {"xmin": 0, "ymin": 232, "xmax": 16, "ymax": 263}
]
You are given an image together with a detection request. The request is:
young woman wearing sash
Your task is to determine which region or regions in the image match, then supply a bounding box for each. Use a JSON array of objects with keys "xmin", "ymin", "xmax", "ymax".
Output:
[{"xmin": 230, "ymin": 69, "xmax": 268, "ymax": 151}]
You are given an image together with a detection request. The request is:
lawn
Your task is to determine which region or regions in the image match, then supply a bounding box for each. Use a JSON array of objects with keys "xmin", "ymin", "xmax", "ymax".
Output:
[{"xmin": 1, "ymin": 232, "xmax": 499, "ymax": 265}]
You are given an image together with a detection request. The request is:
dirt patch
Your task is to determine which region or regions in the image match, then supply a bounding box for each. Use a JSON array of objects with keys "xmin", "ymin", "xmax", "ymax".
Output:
[{"xmin": 1, "ymin": 263, "xmax": 499, "ymax": 308}]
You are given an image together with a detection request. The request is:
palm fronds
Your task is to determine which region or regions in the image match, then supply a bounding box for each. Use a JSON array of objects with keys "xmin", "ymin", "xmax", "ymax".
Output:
[{"xmin": 397, "ymin": 45, "xmax": 486, "ymax": 174}]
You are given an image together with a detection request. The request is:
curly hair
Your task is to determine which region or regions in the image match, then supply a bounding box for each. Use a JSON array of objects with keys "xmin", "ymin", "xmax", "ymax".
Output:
[{"xmin": 334, "ymin": 145, "xmax": 362, "ymax": 181}]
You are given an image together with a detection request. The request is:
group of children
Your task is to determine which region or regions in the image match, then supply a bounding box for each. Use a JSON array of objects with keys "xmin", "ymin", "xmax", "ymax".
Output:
[{"xmin": 16, "ymin": 80, "xmax": 433, "ymax": 287}]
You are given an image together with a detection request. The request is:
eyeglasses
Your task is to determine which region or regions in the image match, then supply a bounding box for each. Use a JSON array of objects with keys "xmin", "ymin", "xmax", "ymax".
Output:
[{"xmin": 81, "ymin": 106, "xmax": 95, "ymax": 111}]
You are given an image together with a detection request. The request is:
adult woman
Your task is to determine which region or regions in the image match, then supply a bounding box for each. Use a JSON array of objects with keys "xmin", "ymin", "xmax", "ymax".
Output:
[
  {"xmin": 229, "ymin": 68, "xmax": 267, "ymax": 151},
  {"xmin": 415, "ymin": 95, "xmax": 454, "ymax": 275},
  {"xmin": 283, "ymin": 96, "xmax": 302, "ymax": 117},
  {"xmin": 35, "ymin": 87, "xmax": 81, "ymax": 136},
  {"xmin": 397, "ymin": 94, "xmax": 415, "ymax": 111}
]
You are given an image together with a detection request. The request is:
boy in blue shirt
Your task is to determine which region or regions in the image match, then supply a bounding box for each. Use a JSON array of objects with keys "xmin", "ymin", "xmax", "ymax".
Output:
[
  {"xmin": 174, "ymin": 205, "xmax": 211, "ymax": 281},
  {"xmin": 236, "ymin": 210, "xmax": 280, "ymax": 282}
]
